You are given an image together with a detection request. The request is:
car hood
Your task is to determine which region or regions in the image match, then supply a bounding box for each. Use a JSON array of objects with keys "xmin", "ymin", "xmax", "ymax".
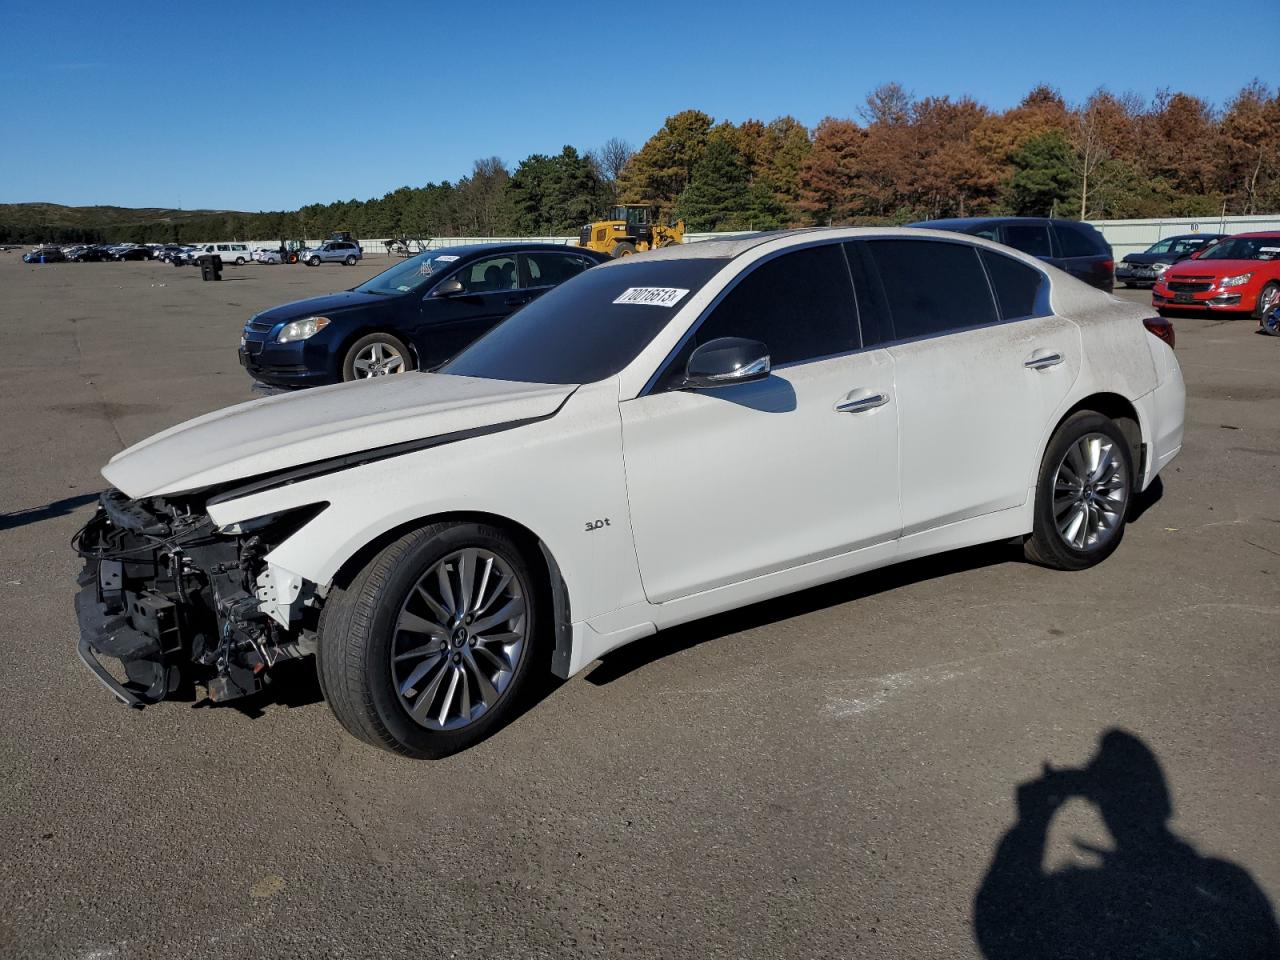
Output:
[
  {"xmin": 1122, "ymin": 253, "xmax": 1177, "ymax": 265},
  {"xmin": 255, "ymin": 290, "xmax": 393, "ymax": 323},
  {"xmin": 1164, "ymin": 258, "xmax": 1259, "ymax": 279},
  {"xmin": 102, "ymin": 374, "xmax": 576, "ymax": 498}
]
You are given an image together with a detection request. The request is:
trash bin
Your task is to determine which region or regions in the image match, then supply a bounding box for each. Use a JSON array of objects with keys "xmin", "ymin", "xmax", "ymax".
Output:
[{"xmin": 199, "ymin": 254, "xmax": 223, "ymax": 281}]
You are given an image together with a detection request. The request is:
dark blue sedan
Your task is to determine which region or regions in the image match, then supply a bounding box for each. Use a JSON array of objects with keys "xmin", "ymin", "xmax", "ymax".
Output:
[{"xmin": 239, "ymin": 243, "xmax": 610, "ymax": 388}]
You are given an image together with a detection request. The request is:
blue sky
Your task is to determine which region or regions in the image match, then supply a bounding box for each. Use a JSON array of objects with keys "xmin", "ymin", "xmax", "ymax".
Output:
[{"xmin": 2, "ymin": 0, "xmax": 1275, "ymax": 211}]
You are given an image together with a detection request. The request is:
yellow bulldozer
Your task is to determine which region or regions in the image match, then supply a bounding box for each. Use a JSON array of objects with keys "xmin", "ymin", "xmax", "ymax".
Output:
[{"xmin": 577, "ymin": 204, "xmax": 685, "ymax": 258}]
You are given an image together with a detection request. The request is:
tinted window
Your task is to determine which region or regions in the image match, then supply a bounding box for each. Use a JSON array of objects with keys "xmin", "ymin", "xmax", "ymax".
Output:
[
  {"xmin": 866, "ymin": 239, "xmax": 997, "ymax": 339},
  {"xmin": 980, "ymin": 249, "xmax": 1044, "ymax": 321},
  {"xmin": 442, "ymin": 257, "xmax": 727, "ymax": 384},
  {"xmin": 523, "ymin": 251, "xmax": 591, "ymax": 287},
  {"xmin": 692, "ymin": 244, "xmax": 858, "ymax": 366},
  {"xmin": 1052, "ymin": 223, "xmax": 1102, "ymax": 258},
  {"xmin": 1002, "ymin": 223, "xmax": 1052, "ymax": 258},
  {"xmin": 458, "ymin": 255, "xmax": 518, "ymax": 293}
]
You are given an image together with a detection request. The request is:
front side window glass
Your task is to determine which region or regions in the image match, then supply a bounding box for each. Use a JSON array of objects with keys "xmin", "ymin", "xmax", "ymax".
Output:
[
  {"xmin": 691, "ymin": 244, "xmax": 859, "ymax": 367},
  {"xmin": 458, "ymin": 255, "xmax": 518, "ymax": 293}
]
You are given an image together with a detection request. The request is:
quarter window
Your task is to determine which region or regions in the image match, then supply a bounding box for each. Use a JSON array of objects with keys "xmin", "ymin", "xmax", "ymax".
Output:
[
  {"xmin": 691, "ymin": 244, "xmax": 858, "ymax": 367},
  {"xmin": 980, "ymin": 249, "xmax": 1045, "ymax": 321},
  {"xmin": 1002, "ymin": 224, "xmax": 1053, "ymax": 258},
  {"xmin": 865, "ymin": 239, "xmax": 998, "ymax": 339}
]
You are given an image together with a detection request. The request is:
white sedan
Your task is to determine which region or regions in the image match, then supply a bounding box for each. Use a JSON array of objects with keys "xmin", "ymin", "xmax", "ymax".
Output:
[{"xmin": 73, "ymin": 228, "xmax": 1185, "ymax": 758}]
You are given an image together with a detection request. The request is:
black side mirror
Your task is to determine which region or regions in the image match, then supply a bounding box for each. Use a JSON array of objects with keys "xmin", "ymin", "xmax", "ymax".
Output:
[
  {"xmin": 683, "ymin": 337, "xmax": 771, "ymax": 389},
  {"xmin": 433, "ymin": 278, "xmax": 465, "ymax": 298}
]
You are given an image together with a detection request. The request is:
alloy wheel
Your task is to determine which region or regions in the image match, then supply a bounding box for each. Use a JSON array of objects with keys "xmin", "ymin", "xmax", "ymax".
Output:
[
  {"xmin": 389, "ymin": 548, "xmax": 528, "ymax": 731},
  {"xmin": 351, "ymin": 341, "xmax": 405, "ymax": 377},
  {"xmin": 1052, "ymin": 433, "xmax": 1128, "ymax": 551}
]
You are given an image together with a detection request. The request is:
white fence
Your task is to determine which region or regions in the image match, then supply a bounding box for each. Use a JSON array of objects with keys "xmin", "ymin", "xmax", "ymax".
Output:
[{"xmin": 1086, "ymin": 214, "xmax": 1280, "ymax": 257}]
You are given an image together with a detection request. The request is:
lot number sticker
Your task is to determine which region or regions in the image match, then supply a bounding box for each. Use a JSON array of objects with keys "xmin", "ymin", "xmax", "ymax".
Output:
[{"xmin": 613, "ymin": 287, "xmax": 690, "ymax": 307}]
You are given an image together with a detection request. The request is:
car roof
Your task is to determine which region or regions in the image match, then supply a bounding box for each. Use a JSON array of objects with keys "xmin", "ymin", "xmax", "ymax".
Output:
[
  {"xmin": 1232, "ymin": 231, "xmax": 1280, "ymax": 238},
  {"xmin": 419, "ymin": 242, "xmax": 609, "ymax": 260},
  {"xmin": 598, "ymin": 224, "xmax": 1074, "ymax": 266}
]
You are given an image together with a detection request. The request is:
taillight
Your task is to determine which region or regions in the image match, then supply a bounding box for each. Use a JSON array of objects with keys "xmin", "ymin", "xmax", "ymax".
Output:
[
  {"xmin": 1143, "ymin": 316, "xmax": 1175, "ymax": 349},
  {"xmin": 1101, "ymin": 259, "xmax": 1114, "ymax": 273}
]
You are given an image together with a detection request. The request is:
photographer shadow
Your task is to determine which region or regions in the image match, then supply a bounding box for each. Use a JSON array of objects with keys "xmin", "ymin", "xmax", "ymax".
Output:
[{"xmin": 974, "ymin": 729, "xmax": 1280, "ymax": 960}]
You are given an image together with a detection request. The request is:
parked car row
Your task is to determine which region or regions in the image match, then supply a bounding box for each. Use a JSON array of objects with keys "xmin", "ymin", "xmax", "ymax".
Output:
[{"xmin": 17, "ymin": 239, "xmax": 351, "ymax": 266}]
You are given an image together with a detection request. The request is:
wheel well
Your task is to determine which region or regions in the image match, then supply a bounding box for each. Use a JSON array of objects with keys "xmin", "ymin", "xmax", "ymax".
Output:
[
  {"xmin": 336, "ymin": 327, "xmax": 419, "ymax": 368},
  {"xmin": 1056, "ymin": 392, "xmax": 1143, "ymax": 473},
  {"xmin": 329, "ymin": 510, "xmax": 571, "ymax": 676}
]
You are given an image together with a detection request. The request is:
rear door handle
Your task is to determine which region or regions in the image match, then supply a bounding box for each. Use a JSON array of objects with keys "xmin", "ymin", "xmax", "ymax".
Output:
[
  {"xmin": 1024, "ymin": 350, "xmax": 1064, "ymax": 370},
  {"xmin": 503, "ymin": 295, "xmax": 531, "ymax": 307},
  {"xmin": 835, "ymin": 391, "xmax": 890, "ymax": 413}
]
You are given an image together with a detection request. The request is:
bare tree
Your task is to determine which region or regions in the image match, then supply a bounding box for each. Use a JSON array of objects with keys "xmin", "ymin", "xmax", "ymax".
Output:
[
  {"xmin": 859, "ymin": 82, "xmax": 913, "ymax": 126},
  {"xmin": 591, "ymin": 137, "xmax": 634, "ymax": 201}
]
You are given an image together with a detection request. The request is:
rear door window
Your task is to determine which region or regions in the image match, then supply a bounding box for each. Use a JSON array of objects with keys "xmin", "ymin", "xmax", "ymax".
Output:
[
  {"xmin": 980, "ymin": 249, "xmax": 1045, "ymax": 321},
  {"xmin": 521, "ymin": 251, "xmax": 593, "ymax": 289},
  {"xmin": 864, "ymin": 239, "xmax": 998, "ymax": 340},
  {"xmin": 1051, "ymin": 223, "xmax": 1102, "ymax": 258},
  {"xmin": 1001, "ymin": 223, "xmax": 1053, "ymax": 258}
]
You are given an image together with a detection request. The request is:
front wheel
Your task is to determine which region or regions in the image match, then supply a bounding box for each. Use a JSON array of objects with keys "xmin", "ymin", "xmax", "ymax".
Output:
[
  {"xmin": 1253, "ymin": 282, "xmax": 1279, "ymax": 321},
  {"xmin": 308, "ymin": 255, "xmax": 321, "ymax": 266},
  {"xmin": 317, "ymin": 523, "xmax": 544, "ymax": 758},
  {"xmin": 342, "ymin": 332, "xmax": 414, "ymax": 380},
  {"xmin": 1024, "ymin": 411, "xmax": 1133, "ymax": 571},
  {"xmin": 235, "ymin": 256, "xmax": 246, "ymax": 265}
]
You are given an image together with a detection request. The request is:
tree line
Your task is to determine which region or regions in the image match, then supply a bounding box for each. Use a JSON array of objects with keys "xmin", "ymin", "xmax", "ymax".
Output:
[{"xmin": 5, "ymin": 81, "xmax": 1278, "ymax": 245}]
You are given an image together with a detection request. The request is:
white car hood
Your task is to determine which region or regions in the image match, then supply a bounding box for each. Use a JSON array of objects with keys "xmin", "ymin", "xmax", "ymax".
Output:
[{"xmin": 103, "ymin": 374, "xmax": 576, "ymax": 498}]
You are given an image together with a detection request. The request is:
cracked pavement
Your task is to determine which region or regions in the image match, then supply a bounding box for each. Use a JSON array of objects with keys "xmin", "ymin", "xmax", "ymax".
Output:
[{"xmin": 0, "ymin": 254, "xmax": 1277, "ymax": 958}]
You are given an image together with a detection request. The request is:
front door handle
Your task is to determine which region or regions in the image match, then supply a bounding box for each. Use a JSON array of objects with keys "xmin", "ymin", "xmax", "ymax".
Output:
[
  {"xmin": 1024, "ymin": 350, "xmax": 1064, "ymax": 370},
  {"xmin": 835, "ymin": 391, "xmax": 890, "ymax": 413},
  {"xmin": 503, "ymin": 295, "xmax": 531, "ymax": 307}
]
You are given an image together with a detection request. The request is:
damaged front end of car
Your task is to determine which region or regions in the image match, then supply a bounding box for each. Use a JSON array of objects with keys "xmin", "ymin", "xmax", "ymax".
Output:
[{"xmin": 73, "ymin": 488, "xmax": 326, "ymax": 707}]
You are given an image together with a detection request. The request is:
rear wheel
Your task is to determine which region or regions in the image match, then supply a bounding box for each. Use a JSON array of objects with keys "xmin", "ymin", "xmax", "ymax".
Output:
[
  {"xmin": 317, "ymin": 522, "xmax": 543, "ymax": 758},
  {"xmin": 344, "ymin": 255, "xmax": 357, "ymax": 266},
  {"xmin": 610, "ymin": 241, "xmax": 636, "ymax": 258},
  {"xmin": 342, "ymin": 332, "xmax": 414, "ymax": 380},
  {"xmin": 1024, "ymin": 411, "xmax": 1133, "ymax": 571},
  {"xmin": 235, "ymin": 256, "xmax": 246, "ymax": 265}
]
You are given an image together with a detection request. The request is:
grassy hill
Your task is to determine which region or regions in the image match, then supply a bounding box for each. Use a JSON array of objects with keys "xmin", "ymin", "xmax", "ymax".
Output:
[{"xmin": 0, "ymin": 202, "xmax": 254, "ymax": 244}]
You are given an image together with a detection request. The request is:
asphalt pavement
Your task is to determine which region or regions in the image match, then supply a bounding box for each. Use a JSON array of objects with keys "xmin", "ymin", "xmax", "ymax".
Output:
[{"xmin": 1, "ymin": 253, "xmax": 1277, "ymax": 959}]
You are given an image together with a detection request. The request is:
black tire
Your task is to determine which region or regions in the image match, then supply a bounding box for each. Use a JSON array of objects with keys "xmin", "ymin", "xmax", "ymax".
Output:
[
  {"xmin": 344, "ymin": 255, "xmax": 357, "ymax": 266},
  {"xmin": 1024, "ymin": 411, "xmax": 1133, "ymax": 571},
  {"xmin": 235, "ymin": 256, "xmax": 246, "ymax": 265},
  {"xmin": 308, "ymin": 255, "xmax": 321, "ymax": 266},
  {"xmin": 340, "ymin": 332, "xmax": 415, "ymax": 381},
  {"xmin": 610, "ymin": 241, "xmax": 636, "ymax": 258},
  {"xmin": 317, "ymin": 522, "xmax": 544, "ymax": 758},
  {"xmin": 1253, "ymin": 282, "xmax": 1279, "ymax": 321}
]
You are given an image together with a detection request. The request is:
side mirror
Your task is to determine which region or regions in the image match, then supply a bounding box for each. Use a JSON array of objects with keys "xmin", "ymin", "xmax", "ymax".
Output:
[
  {"xmin": 683, "ymin": 337, "xmax": 771, "ymax": 389},
  {"xmin": 433, "ymin": 278, "xmax": 465, "ymax": 298}
]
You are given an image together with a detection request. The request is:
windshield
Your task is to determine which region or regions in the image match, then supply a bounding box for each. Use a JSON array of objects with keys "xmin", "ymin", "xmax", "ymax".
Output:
[
  {"xmin": 354, "ymin": 250, "xmax": 470, "ymax": 296},
  {"xmin": 1198, "ymin": 237, "xmax": 1280, "ymax": 262},
  {"xmin": 1146, "ymin": 237, "xmax": 1216, "ymax": 255},
  {"xmin": 441, "ymin": 257, "xmax": 729, "ymax": 385}
]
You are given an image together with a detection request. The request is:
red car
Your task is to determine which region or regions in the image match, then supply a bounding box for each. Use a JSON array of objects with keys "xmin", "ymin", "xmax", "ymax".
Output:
[{"xmin": 1153, "ymin": 231, "xmax": 1280, "ymax": 321}]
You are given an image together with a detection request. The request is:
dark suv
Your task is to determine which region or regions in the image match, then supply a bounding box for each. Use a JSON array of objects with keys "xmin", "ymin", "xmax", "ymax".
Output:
[
  {"xmin": 910, "ymin": 217, "xmax": 1114, "ymax": 292},
  {"xmin": 239, "ymin": 243, "xmax": 610, "ymax": 388}
]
